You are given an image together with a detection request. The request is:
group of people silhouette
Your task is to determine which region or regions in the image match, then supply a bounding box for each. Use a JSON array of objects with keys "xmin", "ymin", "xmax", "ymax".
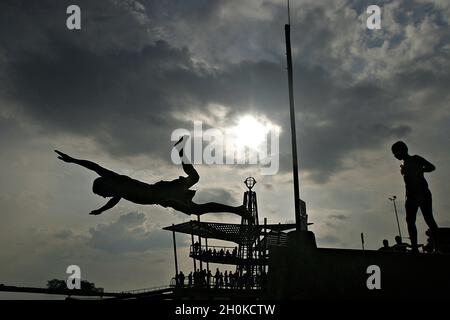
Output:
[
  {"xmin": 175, "ymin": 268, "xmax": 268, "ymax": 290},
  {"xmin": 192, "ymin": 243, "xmax": 238, "ymax": 260},
  {"xmin": 379, "ymin": 230, "xmax": 438, "ymax": 254},
  {"xmin": 378, "ymin": 236, "xmax": 412, "ymax": 253}
]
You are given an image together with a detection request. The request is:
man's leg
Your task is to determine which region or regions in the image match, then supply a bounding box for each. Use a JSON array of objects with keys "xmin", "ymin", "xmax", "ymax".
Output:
[
  {"xmin": 420, "ymin": 190, "xmax": 439, "ymax": 251},
  {"xmin": 189, "ymin": 202, "xmax": 250, "ymax": 218},
  {"xmin": 174, "ymin": 137, "xmax": 248, "ymax": 218},
  {"xmin": 163, "ymin": 200, "xmax": 248, "ymax": 219},
  {"xmin": 163, "ymin": 200, "xmax": 193, "ymax": 216},
  {"xmin": 177, "ymin": 142, "xmax": 200, "ymax": 188},
  {"xmin": 405, "ymin": 198, "xmax": 419, "ymax": 251},
  {"xmin": 420, "ymin": 190, "xmax": 438, "ymax": 231},
  {"xmin": 182, "ymin": 162, "xmax": 199, "ymax": 188}
]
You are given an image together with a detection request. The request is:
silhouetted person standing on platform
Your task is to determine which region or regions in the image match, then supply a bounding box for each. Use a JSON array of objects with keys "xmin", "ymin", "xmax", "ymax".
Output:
[
  {"xmin": 378, "ymin": 239, "xmax": 392, "ymax": 252},
  {"xmin": 224, "ymin": 271, "xmax": 229, "ymax": 288},
  {"xmin": 207, "ymin": 270, "xmax": 212, "ymax": 288},
  {"xmin": 219, "ymin": 272, "xmax": 224, "ymax": 288},
  {"xmin": 55, "ymin": 136, "xmax": 249, "ymax": 218},
  {"xmin": 214, "ymin": 269, "xmax": 219, "ymax": 289},
  {"xmin": 193, "ymin": 241, "xmax": 200, "ymax": 254},
  {"xmin": 175, "ymin": 273, "xmax": 180, "ymax": 287},
  {"xmin": 392, "ymin": 235, "xmax": 410, "ymax": 253},
  {"xmin": 391, "ymin": 141, "xmax": 439, "ymax": 253},
  {"xmin": 178, "ymin": 271, "xmax": 185, "ymax": 287}
]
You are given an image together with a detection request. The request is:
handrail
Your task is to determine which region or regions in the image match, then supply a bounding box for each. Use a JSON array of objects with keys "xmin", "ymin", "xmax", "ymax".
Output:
[
  {"xmin": 173, "ymin": 274, "xmax": 267, "ymax": 291},
  {"xmin": 189, "ymin": 244, "xmax": 268, "ymax": 263},
  {"xmin": 192, "ymin": 244, "xmax": 237, "ymax": 249},
  {"xmin": 190, "ymin": 245, "xmax": 237, "ymax": 254},
  {"xmin": 119, "ymin": 283, "xmax": 175, "ymax": 295}
]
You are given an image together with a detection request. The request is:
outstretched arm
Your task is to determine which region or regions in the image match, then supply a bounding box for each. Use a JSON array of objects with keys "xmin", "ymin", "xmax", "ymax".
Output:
[
  {"xmin": 90, "ymin": 196, "xmax": 121, "ymax": 215},
  {"xmin": 55, "ymin": 150, "xmax": 116, "ymax": 177},
  {"xmin": 420, "ymin": 156, "xmax": 436, "ymax": 172}
]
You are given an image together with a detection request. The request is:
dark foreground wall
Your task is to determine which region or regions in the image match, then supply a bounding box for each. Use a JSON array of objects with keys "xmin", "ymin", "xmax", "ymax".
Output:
[{"xmin": 268, "ymin": 231, "xmax": 450, "ymax": 299}]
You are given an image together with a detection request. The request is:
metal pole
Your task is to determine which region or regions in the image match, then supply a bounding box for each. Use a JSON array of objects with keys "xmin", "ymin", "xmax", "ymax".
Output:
[
  {"xmin": 190, "ymin": 221, "xmax": 196, "ymax": 271},
  {"xmin": 197, "ymin": 215, "xmax": 203, "ymax": 272},
  {"xmin": 205, "ymin": 238, "xmax": 209, "ymax": 277},
  {"xmin": 393, "ymin": 199, "xmax": 402, "ymax": 238},
  {"xmin": 172, "ymin": 225, "xmax": 178, "ymax": 281},
  {"xmin": 264, "ymin": 218, "xmax": 267, "ymax": 273},
  {"xmin": 389, "ymin": 196, "xmax": 402, "ymax": 239},
  {"xmin": 361, "ymin": 232, "xmax": 365, "ymax": 250},
  {"xmin": 285, "ymin": 22, "xmax": 302, "ymax": 231}
]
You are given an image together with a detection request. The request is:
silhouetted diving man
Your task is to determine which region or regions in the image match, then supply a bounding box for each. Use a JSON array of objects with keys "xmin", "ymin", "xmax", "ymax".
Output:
[
  {"xmin": 55, "ymin": 137, "xmax": 249, "ymax": 218},
  {"xmin": 391, "ymin": 141, "xmax": 438, "ymax": 253}
]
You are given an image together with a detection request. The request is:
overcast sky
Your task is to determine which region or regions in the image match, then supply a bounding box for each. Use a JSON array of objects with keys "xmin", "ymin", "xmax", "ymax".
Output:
[{"xmin": 0, "ymin": 0, "xmax": 449, "ymax": 294}]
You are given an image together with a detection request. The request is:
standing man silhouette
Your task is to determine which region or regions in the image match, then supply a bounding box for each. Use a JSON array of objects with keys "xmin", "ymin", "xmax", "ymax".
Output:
[{"xmin": 391, "ymin": 141, "xmax": 438, "ymax": 252}]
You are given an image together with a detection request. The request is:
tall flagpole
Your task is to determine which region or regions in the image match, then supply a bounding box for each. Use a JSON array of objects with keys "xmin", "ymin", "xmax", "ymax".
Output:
[{"xmin": 285, "ymin": 1, "xmax": 303, "ymax": 231}]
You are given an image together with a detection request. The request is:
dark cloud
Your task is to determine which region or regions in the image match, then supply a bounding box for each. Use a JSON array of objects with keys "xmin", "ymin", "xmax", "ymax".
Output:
[
  {"xmin": 0, "ymin": 0, "xmax": 449, "ymax": 292},
  {"xmin": 88, "ymin": 212, "xmax": 183, "ymax": 253},
  {"xmin": 325, "ymin": 214, "xmax": 349, "ymax": 229},
  {"xmin": 329, "ymin": 214, "xmax": 348, "ymax": 221},
  {"xmin": 193, "ymin": 187, "xmax": 236, "ymax": 204},
  {"xmin": 317, "ymin": 234, "xmax": 342, "ymax": 247},
  {"xmin": 53, "ymin": 229, "xmax": 74, "ymax": 240},
  {"xmin": 1, "ymin": 0, "xmax": 449, "ymax": 184}
]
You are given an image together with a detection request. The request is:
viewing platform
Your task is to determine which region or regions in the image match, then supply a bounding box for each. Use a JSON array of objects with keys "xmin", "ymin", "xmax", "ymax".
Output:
[{"xmin": 189, "ymin": 245, "xmax": 268, "ymax": 265}]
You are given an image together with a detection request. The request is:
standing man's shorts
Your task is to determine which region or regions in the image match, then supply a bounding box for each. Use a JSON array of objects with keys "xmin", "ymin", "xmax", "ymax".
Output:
[{"xmin": 405, "ymin": 188, "xmax": 433, "ymax": 223}]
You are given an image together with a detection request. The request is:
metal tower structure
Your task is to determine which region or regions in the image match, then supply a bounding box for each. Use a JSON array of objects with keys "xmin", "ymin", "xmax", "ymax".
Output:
[{"xmin": 238, "ymin": 177, "xmax": 260, "ymax": 278}]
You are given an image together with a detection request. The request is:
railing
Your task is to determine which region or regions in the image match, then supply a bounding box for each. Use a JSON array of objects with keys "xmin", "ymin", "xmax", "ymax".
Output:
[
  {"xmin": 173, "ymin": 274, "xmax": 267, "ymax": 291},
  {"xmin": 189, "ymin": 244, "xmax": 268, "ymax": 265},
  {"xmin": 118, "ymin": 283, "xmax": 175, "ymax": 296},
  {"xmin": 190, "ymin": 245, "xmax": 238, "ymax": 259}
]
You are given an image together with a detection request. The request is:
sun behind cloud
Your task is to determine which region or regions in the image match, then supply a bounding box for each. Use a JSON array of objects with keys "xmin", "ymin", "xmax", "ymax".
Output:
[{"xmin": 229, "ymin": 115, "xmax": 280, "ymax": 150}]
